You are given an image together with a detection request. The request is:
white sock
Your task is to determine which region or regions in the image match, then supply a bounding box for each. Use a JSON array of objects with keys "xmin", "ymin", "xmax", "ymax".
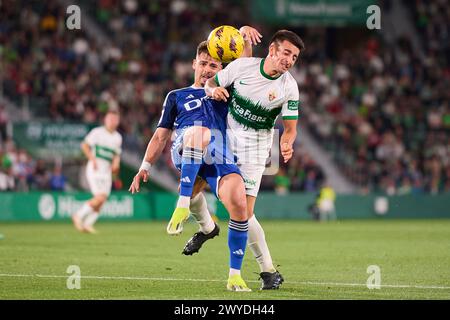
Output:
[
  {"xmin": 177, "ymin": 195, "xmax": 191, "ymax": 209},
  {"xmin": 75, "ymin": 203, "xmax": 94, "ymax": 222},
  {"xmin": 190, "ymin": 193, "xmax": 215, "ymax": 234},
  {"xmin": 229, "ymin": 268, "xmax": 241, "ymax": 277},
  {"xmin": 83, "ymin": 212, "xmax": 99, "ymax": 228},
  {"xmin": 248, "ymin": 215, "xmax": 276, "ymax": 273}
]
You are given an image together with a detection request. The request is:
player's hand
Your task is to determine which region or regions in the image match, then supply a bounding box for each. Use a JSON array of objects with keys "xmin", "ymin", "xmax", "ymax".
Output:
[
  {"xmin": 239, "ymin": 26, "xmax": 262, "ymax": 45},
  {"xmin": 281, "ymin": 142, "xmax": 294, "ymax": 163},
  {"xmin": 212, "ymin": 87, "xmax": 229, "ymax": 102},
  {"xmin": 129, "ymin": 170, "xmax": 149, "ymax": 194}
]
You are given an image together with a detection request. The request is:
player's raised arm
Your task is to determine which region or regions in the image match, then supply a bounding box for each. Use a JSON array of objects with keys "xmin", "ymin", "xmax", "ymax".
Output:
[{"xmin": 239, "ymin": 26, "xmax": 262, "ymax": 58}]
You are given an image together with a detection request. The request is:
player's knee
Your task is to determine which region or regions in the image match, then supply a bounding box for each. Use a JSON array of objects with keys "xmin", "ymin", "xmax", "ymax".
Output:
[
  {"xmin": 229, "ymin": 194, "xmax": 247, "ymax": 220},
  {"xmin": 96, "ymin": 194, "xmax": 108, "ymax": 205},
  {"xmin": 184, "ymin": 126, "xmax": 210, "ymax": 149}
]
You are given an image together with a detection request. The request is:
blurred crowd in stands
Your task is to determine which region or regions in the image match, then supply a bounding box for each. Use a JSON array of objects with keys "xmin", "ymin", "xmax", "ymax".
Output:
[
  {"xmin": 1, "ymin": 0, "xmax": 448, "ymax": 194},
  {"xmin": 298, "ymin": 0, "xmax": 449, "ymax": 194}
]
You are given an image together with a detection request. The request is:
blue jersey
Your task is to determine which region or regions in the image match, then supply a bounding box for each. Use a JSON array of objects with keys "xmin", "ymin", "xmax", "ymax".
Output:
[
  {"xmin": 157, "ymin": 86, "xmax": 211, "ymax": 130},
  {"xmin": 161, "ymin": 85, "xmax": 239, "ymax": 197},
  {"xmin": 157, "ymin": 85, "xmax": 229, "ymax": 133}
]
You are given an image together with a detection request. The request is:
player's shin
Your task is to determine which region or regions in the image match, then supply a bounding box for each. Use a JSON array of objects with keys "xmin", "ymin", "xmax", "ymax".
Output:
[
  {"xmin": 190, "ymin": 193, "xmax": 215, "ymax": 234},
  {"xmin": 248, "ymin": 215, "xmax": 276, "ymax": 273},
  {"xmin": 178, "ymin": 147, "xmax": 204, "ymax": 207},
  {"xmin": 227, "ymin": 219, "xmax": 251, "ymax": 291},
  {"xmin": 228, "ymin": 219, "xmax": 248, "ymax": 276}
]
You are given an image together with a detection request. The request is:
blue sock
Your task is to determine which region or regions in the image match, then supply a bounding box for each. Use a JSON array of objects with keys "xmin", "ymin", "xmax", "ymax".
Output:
[
  {"xmin": 179, "ymin": 147, "xmax": 203, "ymax": 197},
  {"xmin": 228, "ymin": 219, "xmax": 249, "ymax": 270}
]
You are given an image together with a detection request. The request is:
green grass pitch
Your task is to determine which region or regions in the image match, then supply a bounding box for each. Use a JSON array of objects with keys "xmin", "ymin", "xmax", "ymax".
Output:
[{"xmin": 0, "ymin": 219, "xmax": 449, "ymax": 299}]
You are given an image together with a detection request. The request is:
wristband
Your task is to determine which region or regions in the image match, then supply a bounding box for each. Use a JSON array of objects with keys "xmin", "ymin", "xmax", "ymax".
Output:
[{"xmin": 139, "ymin": 161, "xmax": 152, "ymax": 174}]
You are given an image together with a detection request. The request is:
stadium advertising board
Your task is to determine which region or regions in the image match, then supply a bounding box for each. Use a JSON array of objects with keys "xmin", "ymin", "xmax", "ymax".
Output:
[
  {"xmin": 252, "ymin": 0, "xmax": 375, "ymax": 26},
  {"xmin": 12, "ymin": 122, "xmax": 95, "ymax": 159}
]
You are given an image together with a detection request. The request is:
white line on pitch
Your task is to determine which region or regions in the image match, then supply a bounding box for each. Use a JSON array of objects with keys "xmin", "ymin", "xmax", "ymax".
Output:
[{"xmin": 0, "ymin": 273, "xmax": 449, "ymax": 290}]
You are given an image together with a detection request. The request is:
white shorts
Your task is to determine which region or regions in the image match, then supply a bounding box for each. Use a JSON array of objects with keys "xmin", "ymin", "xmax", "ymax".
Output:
[
  {"xmin": 238, "ymin": 163, "xmax": 265, "ymax": 197},
  {"xmin": 86, "ymin": 163, "xmax": 112, "ymax": 196}
]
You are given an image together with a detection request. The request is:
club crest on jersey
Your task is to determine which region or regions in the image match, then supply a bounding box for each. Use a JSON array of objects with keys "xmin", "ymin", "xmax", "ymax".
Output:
[{"xmin": 268, "ymin": 91, "xmax": 277, "ymax": 102}]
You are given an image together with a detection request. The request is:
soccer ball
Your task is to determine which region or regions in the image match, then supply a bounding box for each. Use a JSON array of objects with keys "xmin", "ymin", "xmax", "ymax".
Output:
[{"xmin": 207, "ymin": 25, "xmax": 244, "ymax": 63}]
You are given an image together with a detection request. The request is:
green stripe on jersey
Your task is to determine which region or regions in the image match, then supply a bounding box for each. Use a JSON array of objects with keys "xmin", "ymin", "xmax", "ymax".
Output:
[
  {"xmin": 95, "ymin": 145, "xmax": 116, "ymax": 162},
  {"xmin": 229, "ymin": 89, "xmax": 281, "ymax": 130},
  {"xmin": 282, "ymin": 116, "xmax": 298, "ymax": 120},
  {"xmin": 214, "ymin": 74, "xmax": 220, "ymax": 86}
]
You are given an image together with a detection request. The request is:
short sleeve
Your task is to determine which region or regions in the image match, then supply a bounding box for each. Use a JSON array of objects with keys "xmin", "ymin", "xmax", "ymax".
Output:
[
  {"xmin": 157, "ymin": 91, "xmax": 178, "ymax": 129},
  {"xmin": 115, "ymin": 134, "xmax": 122, "ymax": 155},
  {"xmin": 215, "ymin": 58, "xmax": 242, "ymax": 88},
  {"xmin": 281, "ymin": 80, "xmax": 300, "ymax": 120},
  {"xmin": 84, "ymin": 128, "xmax": 97, "ymax": 146}
]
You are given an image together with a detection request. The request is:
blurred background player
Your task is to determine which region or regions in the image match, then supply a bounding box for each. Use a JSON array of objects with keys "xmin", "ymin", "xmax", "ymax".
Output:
[
  {"xmin": 72, "ymin": 109, "xmax": 122, "ymax": 233},
  {"xmin": 309, "ymin": 182, "xmax": 337, "ymax": 221},
  {"xmin": 205, "ymin": 30, "xmax": 305, "ymax": 290}
]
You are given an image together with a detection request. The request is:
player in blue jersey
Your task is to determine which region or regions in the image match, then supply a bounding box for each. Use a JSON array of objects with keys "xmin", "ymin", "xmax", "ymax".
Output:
[{"xmin": 129, "ymin": 28, "xmax": 261, "ymax": 291}]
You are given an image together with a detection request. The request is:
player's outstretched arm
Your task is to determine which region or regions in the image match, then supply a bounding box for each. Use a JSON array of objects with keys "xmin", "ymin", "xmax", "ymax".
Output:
[
  {"xmin": 280, "ymin": 119, "xmax": 298, "ymax": 163},
  {"xmin": 239, "ymin": 26, "xmax": 262, "ymax": 58},
  {"xmin": 129, "ymin": 127, "xmax": 172, "ymax": 193}
]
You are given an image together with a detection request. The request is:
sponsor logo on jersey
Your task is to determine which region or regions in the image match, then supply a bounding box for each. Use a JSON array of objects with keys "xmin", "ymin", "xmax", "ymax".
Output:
[
  {"xmin": 229, "ymin": 90, "xmax": 282, "ymax": 130},
  {"xmin": 288, "ymin": 100, "xmax": 299, "ymax": 111}
]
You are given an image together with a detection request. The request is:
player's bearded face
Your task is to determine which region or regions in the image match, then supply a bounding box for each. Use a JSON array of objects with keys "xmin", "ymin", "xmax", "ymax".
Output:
[
  {"xmin": 193, "ymin": 53, "xmax": 222, "ymax": 86},
  {"xmin": 271, "ymin": 41, "xmax": 300, "ymax": 74}
]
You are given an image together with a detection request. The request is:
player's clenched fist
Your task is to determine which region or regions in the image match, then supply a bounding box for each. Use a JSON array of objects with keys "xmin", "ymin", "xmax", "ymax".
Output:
[
  {"xmin": 281, "ymin": 143, "xmax": 294, "ymax": 163},
  {"xmin": 129, "ymin": 170, "xmax": 149, "ymax": 194},
  {"xmin": 212, "ymin": 87, "xmax": 229, "ymax": 102}
]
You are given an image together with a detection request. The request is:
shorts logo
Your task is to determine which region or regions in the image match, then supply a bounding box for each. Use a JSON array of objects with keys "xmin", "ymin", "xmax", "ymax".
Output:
[
  {"xmin": 244, "ymin": 178, "xmax": 257, "ymax": 188},
  {"xmin": 288, "ymin": 100, "xmax": 299, "ymax": 111}
]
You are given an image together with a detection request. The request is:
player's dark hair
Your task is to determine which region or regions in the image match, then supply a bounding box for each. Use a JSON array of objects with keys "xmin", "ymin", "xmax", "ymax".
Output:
[
  {"xmin": 196, "ymin": 41, "xmax": 210, "ymax": 57},
  {"xmin": 270, "ymin": 30, "xmax": 305, "ymax": 53}
]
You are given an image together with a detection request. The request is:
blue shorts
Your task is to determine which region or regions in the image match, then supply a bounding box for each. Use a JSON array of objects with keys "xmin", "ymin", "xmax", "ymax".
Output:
[{"xmin": 171, "ymin": 126, "xmax": 241, "ymax": 198}]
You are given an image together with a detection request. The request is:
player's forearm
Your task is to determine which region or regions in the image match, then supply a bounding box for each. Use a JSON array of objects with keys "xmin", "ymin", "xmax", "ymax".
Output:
[
  {"xmin": 142, "ymin": 129, "xmax": 171, "ymax": 165},
  {"xmin": 242, "ymin": 39, "xmax": 252, "ymax": 57},
  {"xmin": 81, "ymin": 143, "xmax": 94, "ymax": 161},
  {"xmin": 280, "ymin": 127, "xmax": 297, "ymax": 147},
  {"xmin": 112, "ymin": 156, "xmax": 120, "ymax": 174},
  {"xmin": 205, "ymin": 77, "xmax": 218, "ymax": 97}
]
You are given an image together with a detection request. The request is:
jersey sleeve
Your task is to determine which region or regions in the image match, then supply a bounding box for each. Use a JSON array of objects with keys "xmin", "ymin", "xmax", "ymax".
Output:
[
  {"xmin": 214, "ymin": 58, "xmax": 242, "ymax": 88},
  {"xmin": 84, "ymin": 128, "xmax": 97, "ymax": 146},
  {"xmin": 115, "ymin": 134, "xmax": 122, "ymax": 156},
  {"xmin": 157, "ymin": 91, "xmax": 178, "ymax": 129},
  {"xmin": 281, "ymin": 80, "xmax": 300, "ymax": 120}
]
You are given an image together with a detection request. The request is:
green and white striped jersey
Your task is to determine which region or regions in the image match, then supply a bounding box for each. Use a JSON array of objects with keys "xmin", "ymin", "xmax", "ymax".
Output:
[{"xmin": 84, "ymin": 126, "xmax": 122, "ymax": 172}]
